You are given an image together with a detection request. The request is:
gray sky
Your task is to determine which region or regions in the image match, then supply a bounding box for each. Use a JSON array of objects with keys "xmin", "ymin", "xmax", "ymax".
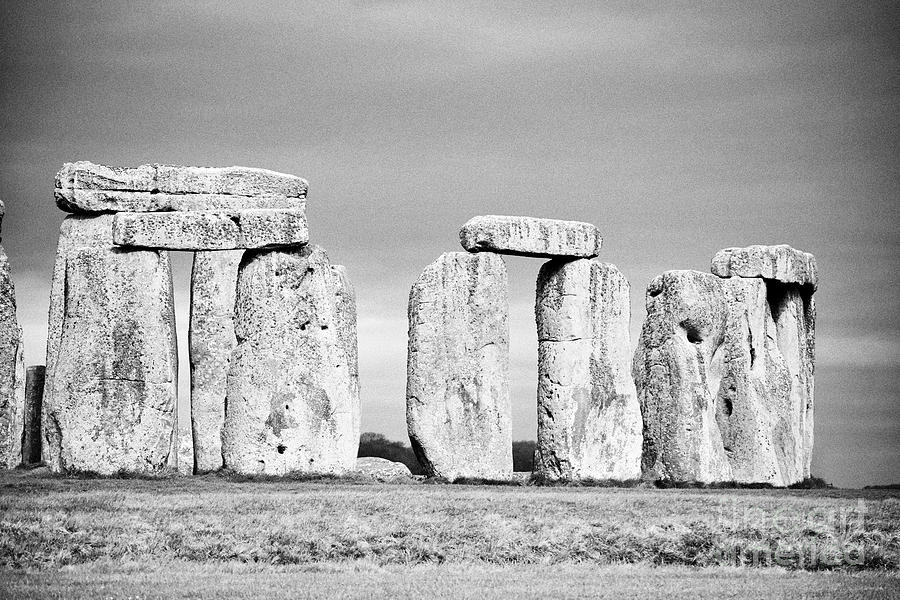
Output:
[{"xmin": 1, "ymin": 1, "xmax": 897, "ymax": 487}]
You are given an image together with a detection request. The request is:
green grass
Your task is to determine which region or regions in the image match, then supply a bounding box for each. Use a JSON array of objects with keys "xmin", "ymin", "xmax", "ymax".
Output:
[{"xmin": 1, "ymin": 469, "xmax": 898, "ymax": 598}]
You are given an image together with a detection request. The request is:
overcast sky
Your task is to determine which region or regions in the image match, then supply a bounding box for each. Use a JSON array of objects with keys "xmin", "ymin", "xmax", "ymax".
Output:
[{"xmin": 1, "ymin": 2, "xmax": 897, "ymax": 487}]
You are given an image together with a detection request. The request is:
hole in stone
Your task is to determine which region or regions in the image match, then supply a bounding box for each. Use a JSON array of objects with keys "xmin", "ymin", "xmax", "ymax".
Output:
[
  {"xmin": 277, "ymin": 445, "xmax": 287, "ymax": 454},
  {"xmin": 320, "ymin": 325, "xmax": 328, "ymax": 330},
  {"xmin": 723, "ymin": 398, "xmax": 733, "ymax": 416}
]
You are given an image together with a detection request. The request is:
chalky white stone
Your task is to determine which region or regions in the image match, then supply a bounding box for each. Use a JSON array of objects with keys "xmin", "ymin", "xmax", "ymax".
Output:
[
  {"xmin": 711, "ymin": 244, "xmax": 817, "ymax": 289},
  {"xmin": 406, "ymin": 252, "xmax": 512, "ymax": 481},
  {"xmin": 189, "ymin": 250, "xmax": 242, "ymax": 473},
  {"xmin": 534, "ymin": 260, "xmax": 642, "ymax": 481},
  {"xmin": 355, "ymin": 456, "xmax": 414, "ymax": 481},
  {"xmin": 459, "ymin": 215, "xmax": 602, "ymax": 258},
  {"xmin": 55, "ymin": 161, "xmax": 307, "ymax": 212},
  {"xmin": 715, "ymin": 278, "xmax": 790, "ymax": 485},
  {"xmin": 112, "ymin": 209, "xmax": 308, "ymax": 250},
  {"xmin": 43, "ymin": 217, "xmax": 177, "ymax": 474},
  {"xmin": 223, "ymin": 246, "xmax": 358, "ymax": 475},
  {"xmin": 633, "ymin": 270, "xmax": 733, "ymax": 483},
  {"xmin": 767, "ymin": 281, "xmax": 816, "ymax": 481}
]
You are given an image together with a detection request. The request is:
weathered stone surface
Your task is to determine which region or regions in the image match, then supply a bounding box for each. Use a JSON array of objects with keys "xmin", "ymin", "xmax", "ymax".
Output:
[
  {"xmin": 711, "ymin": 245, "xmax": 817, "ymax": 289},
  {"xmin": 330, "ymin": 265, "xmax": 360, "ymax": 445},
  {"xmin": 43, "ymin": 216, "xmax": 115, "ymax": 456},
  {"xmin": 534, "ymin": 260, "xmax": 642, "ymax": 481},
  {"xmin": 43, "ymin": 240, "xmax": 177, "ymax": 474},
  {"xmin": 459, "ymin": 215, "xmax": 602, "ymax": 259},
  {"xmin": 714, "ymin": 278, "xmax": 790, "ymax": 485},
  {"xmin": 189, "ymin": 250, "xmax": 242, "ymax": 473},
  {"xmin": 55, "ymin": 162, "xmax": 307, "ymax": 212},
  {"xmin": 407, "ymin": 252, "xmax": 512, "ymax": 481},
  {"xmin": 176, "ymin": 418, "xmax": 194, "ymax": 475},
  {"xmin": 355, "ymin": 456, "xmax": 413, "ymax": 481},
  {"xmin": 767, "ymin": 282, "xmax": 816, "ymax": 481},
  {"xmin": 58, "ymin": 190, "xmax": 305, "ymax": 213},
  {"xmin": 223, "ymin": 246, "xmax": 359, "ymax": 475},
  {"xmin": 0, "ymin": 245, "xmax": 25, "ymax": 468},
  {"xmin": 23, "ymin": 365, "xmax": 45, "ymax": 465},
  {"xmin": 633, "ymin": 270, "xmax": 733, "ymax": 483},
  {"xmin": 112, "ymin": 209, "xmax": 308, "ymax": 250}
]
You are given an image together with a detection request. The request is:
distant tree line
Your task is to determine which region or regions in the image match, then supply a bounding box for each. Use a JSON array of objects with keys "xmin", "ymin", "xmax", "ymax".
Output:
[{"xmin": 357, "ymin": 433, "xmax": 537, "ymax": 475}]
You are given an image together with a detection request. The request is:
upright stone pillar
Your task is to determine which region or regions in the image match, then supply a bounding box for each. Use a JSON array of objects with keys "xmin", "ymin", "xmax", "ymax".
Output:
[
  {"xmin": 715, "ymin": 278, "xmax": 791, "ymax": 485},
  {"xmin": 633, "ymin": 270, "xmax": 733, "ymax": 483},
  {"xmin": 712, "ymin": 244, "xmax": 816, "ymax": 483},
  {"xmin": 534, "ymin": 260, "xmax": 642, "ymax": 481},
  {"xmin": 406, "ymin": 252, "xmax": 512, "ymax": 481},
  {"xmin": 23, "ymin": 365, "xmax": 45, "ymax": 465},
  {"xmin": 223, "ymin": 245, "xmax": 358, "ymax": 475},
  {"xmin": 0, "ymin": 199, "xmax": 25, "ymax": 468},
  {"xmin": 189, "ymin": 250, "xmax": 242, "ymax": 473},
  {"xmin": 43, "ymin": 215, "xmax": 177, "ymax": 474}
]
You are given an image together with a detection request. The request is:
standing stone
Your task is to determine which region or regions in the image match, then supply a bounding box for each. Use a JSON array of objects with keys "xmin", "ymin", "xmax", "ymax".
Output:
[
  {"xmin": 189, "ymin": 250, "xmax": 242, "ymax": 473},
  {"xmin": 460, "ymin": 215, "xmax": 602, "ymax": 258},
  {"xmin": 23, "ymin": 366, "xmax": 45, "ymax": 465},
  {"xmin": 43, "ymin": 215, "xmax": 177, "ymax": 474},
  {"xmin": 766, "ymin": 282, "xmax": 816, "ymax": 480},
  {"xmin": 534, "ymin": 260, "xmax": 642, "ymax": 481},
  {"xmin": 711, "ymin": 244, "xmax": 816, "ymax": 484},
  {"xmin": 0, "ymin": 199, "xmax": 25, "ymax": 469},
  {"xmin": 330, "ymin": 265, "xmax": 360, "ymax": 445},
  {"xmin": 714, "ymin": 278, "xmax": 791, "ymax": 485},
  {"xmin": 407, "ymin": 252, "xmax": 512, "ymax": 481},
  {"xmin": 633, "ymin": 271, "xmax": 733, "ymax": 483},
  {"xmin": 223, "ymin": 245, "xmax": 358, "ymax": 475}
]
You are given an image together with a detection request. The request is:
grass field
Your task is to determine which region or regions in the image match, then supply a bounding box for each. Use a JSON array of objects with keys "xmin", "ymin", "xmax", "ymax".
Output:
[{"xmin": 1, "ymin": 469, "xmax": 898, "ymax": 598}]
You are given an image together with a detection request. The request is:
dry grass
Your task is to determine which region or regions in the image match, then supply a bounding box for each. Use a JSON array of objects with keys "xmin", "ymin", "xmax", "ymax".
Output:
[{"xmin": 1, "ymin": 469, "xmax": 898, "ymax": 574}]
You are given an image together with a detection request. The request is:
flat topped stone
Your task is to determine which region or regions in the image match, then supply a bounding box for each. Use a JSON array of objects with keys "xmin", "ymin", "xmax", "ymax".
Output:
[
  {"xmin": 112, "ymin": 209, "xmax": 308, "ymax": 250},
  {"xmin": 55, "ymin": 161, "xmax": 308, "ymax": 213},
  {"xmin": 459, "ymin": 215, "xmax": 601, "ymax": 259},
  {"xmin": 711, "ymin": 244, "xmax": 817, "ymax": 289}
]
